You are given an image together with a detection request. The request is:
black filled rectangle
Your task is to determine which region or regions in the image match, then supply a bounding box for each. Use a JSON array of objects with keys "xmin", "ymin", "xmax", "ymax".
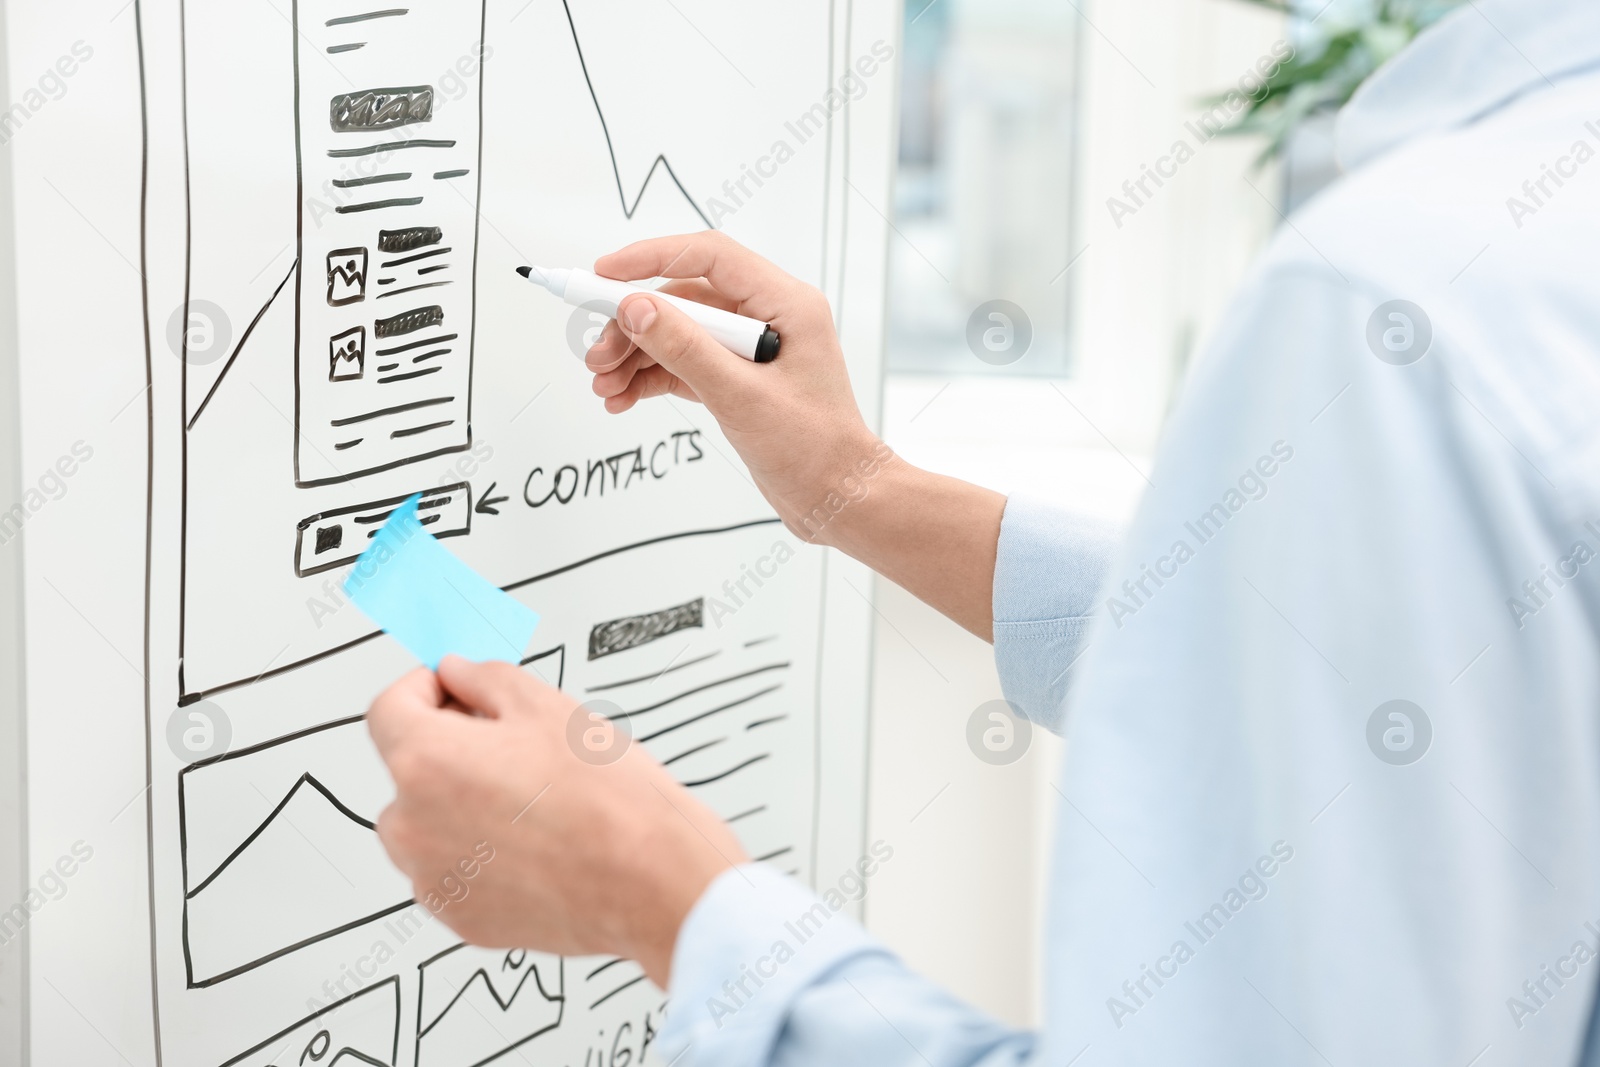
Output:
[{"xmin": 588, "ymin": 598, "xmax": 704, "ymax": 660}]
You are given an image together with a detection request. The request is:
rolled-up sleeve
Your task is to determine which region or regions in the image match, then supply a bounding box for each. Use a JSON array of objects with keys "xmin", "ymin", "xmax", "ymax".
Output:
[
  {"xmin": 991, "ymin": 494, "xmax": 1120, "ymax": 733},
  {"xmin": 659, "ymin": 865, "xmax": 1032, "ymax": 1067}
]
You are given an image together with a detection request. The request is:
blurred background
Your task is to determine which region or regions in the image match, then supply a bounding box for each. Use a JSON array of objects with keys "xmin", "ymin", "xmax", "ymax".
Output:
[{"xmin": 860, "ymin": 0, "xmax": 1453, "ymax": 1025}]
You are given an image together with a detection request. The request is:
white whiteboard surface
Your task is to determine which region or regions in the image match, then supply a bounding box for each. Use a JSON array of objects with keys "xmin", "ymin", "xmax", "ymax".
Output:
[{"xmin": 0, "ymin": 0, "xmax": 900, "ymax": 1061}]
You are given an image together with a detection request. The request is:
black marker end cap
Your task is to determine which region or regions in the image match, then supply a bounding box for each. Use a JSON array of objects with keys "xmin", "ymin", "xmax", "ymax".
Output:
[
  {"xmin": 516, "ymin": 266, "xmax": 532, "ymax": 278},
  {"xmin": 755, "ymin": 327, "xmax": 781, "ymax": 363}
]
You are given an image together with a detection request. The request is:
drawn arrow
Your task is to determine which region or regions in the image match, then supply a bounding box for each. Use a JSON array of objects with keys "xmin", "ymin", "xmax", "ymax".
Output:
[{"xmin": 475, "ymin": 483, "xmax": 509, "ymax": 517}]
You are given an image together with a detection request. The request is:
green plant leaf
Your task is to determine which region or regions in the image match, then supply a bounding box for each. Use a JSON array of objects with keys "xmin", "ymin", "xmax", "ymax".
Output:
[{"xmin": 1207, "ymin": 0, "xmax": 1465, "ymax": 164}]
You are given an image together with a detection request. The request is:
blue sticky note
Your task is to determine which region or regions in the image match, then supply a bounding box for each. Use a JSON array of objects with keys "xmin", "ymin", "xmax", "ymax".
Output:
[{"xmin": 343, "ymin": 495, "xmax": 538, "ymax": 668}]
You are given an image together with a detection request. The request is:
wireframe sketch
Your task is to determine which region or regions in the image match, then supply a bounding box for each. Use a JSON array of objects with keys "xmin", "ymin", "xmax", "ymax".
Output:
[
  {"xmin": 135, "ymin": 0, "xmax": 858, "ymax": 1061},
  {"xmin": 414, "ymin": 945, "xmax": 564, "ymax": 1067},
  {"xmin": 221, "ymin": 976, "xmax": 401, "ymax": 1067},
  {"xmin": 180, "ymin": 717, "xmax": 411, "ymax": 987},
  {"xmin": 294, "ymin": 2, "xmax": 483, "ymax": 485}
]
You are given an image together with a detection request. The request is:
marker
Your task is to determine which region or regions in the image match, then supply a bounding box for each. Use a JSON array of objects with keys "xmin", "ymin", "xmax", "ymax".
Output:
[{"xmin": 517, "ymin": 265, "xmax": 780, "ymax": 363}]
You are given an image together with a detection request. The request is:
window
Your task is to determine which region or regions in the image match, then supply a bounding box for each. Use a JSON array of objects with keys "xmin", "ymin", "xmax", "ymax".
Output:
[{"xmin": 886, "ymin": 0, "xmax": 1084, "ymax": 377}]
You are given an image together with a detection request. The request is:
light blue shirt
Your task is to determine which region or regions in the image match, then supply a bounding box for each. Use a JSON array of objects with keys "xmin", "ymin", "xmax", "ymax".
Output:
[{"xmin": 659, "ymin": 1, "xmax": 1600, "ymax": 1063}]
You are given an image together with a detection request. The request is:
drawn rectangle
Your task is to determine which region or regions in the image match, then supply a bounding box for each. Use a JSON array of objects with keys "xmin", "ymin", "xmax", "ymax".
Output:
[
  {"xmin": 222, "ymin": 975, "xmax": 401, "ymax": 1067},
  {"xmin": 415, "ymin": 945, "xmax": 564, "ymax": 1067},
  {"xmin": 179, "ymin": 717, "xmax": 412, "ymax": 987},
  {"xmin": 588, "ymin": 598, "xmax": 704, "ymax": 660},
  {"xmin": 293, "ymin": 1, "xmax": 484, "ymax": 485},
  {"xmin": 295, "ymin": 482, "xmax": 472, "ymax": 577}
]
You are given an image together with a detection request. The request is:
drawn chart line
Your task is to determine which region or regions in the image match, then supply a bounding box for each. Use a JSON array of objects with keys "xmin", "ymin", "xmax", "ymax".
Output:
[
  {"xmin": 186, "ymin": 772, "xmax": 376, "ymax": 897},
  {"xmin": 186, "ymin": 256, "xmax": 299, "ymax": 431},
  {"xmin": 559, "ymin": 0, "xmax": 714, "ymax": 227},
  {"xmin": 416, "ymin": 959, "xmax": 562, "ymax": 1039}
]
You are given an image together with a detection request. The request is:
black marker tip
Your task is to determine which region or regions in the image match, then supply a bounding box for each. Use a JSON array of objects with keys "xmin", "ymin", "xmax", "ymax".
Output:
[{"xmin": 516, "ymin": 266, "xmax": 532, "ymax": 279}]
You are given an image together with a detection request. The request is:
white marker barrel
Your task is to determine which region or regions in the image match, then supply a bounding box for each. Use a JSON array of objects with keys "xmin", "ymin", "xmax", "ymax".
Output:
[{"xmin": 534, "ymin": 267, "xmax": 779, "ymax": 363}]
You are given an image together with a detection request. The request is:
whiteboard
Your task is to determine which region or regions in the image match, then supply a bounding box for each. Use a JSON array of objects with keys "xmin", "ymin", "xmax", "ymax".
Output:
[{"xmin": 0, "ymin": 0, "xmax": 899, "ymax": 1062}]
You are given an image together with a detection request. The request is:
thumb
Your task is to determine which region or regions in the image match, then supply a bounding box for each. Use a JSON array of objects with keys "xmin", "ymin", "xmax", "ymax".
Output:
[{"xmin": 617, "ymin": 293, "xmax": 752, "ymax": 405}]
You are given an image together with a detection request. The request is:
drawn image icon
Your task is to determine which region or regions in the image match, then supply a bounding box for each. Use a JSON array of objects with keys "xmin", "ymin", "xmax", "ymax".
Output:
[
  {"xmin": 327, "ymin": 247, "xmax": 370, "ymax": 306},
  {"xmin": 330, "ymin": 327, "xmax": 367, "ymax": 381},
  {"xmin": 219, "ymin": 975, "xmax": 400, "ymax": 1067},
  {"xmin": 414, "ymin": 944, "xmax": 563, "ymax": 1067},
  {"xmin": 180, "ymin": 717, "xmax": 412, "ymax": 987}
]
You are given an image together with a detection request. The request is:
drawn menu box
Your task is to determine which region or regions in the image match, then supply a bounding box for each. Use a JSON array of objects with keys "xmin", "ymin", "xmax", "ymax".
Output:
[{"xmin": 292, "ymin": 2, "xmax": 485, "ymax": 486}]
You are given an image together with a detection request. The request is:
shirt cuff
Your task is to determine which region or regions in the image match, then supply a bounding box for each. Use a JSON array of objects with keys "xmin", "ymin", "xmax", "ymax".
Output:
[
  {"xmin": 992, "ymin": 493, "xmax": 1120, "ymax": 733},
  {"xmin": 659, "ymin": 864, "xmax": 894, "ymax": 1066}
]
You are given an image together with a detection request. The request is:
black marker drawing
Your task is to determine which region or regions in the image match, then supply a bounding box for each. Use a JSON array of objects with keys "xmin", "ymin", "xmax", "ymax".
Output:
[
  {"xmin": 327, "ymin": 138, "xmax": 457, "ymax": 158},
  {"xmin": 588, "ymin": 598, "xmax": 704, "ymax": 660},
  {"xmin": 330, "ymin": 86, "xmax": 434, "ymax": 132},
  {"xmin": 376, "ymin": 279, "xmax": 452, "ymax": 300},
  {"xmin": 633, "ymin": 685, "xmax": 783, "ymax": 745},
  {"xmin": 414, "ymin": 944, "xmax": 564, "ymax": 1067},
  {"xmin": 521, "ymin": 645, "xmax": 566, "ymax": 689},
  {"xmin": 326, "ymin": 9, "xmax": 410, "ymax": 28},
  {"xmin": 294, "ymin": 0, "xmax": 480, "ymax": 486},
  {"xmin": 179, "ymin": 716, "xmax": 413, "ymax": 987},
  {"xmin": 186, "ymin": 256, "xmax": 300, "ymax": 432},
  {"xmin": 585, "ymin": 650, "xmax": 721, "ymax": 693},
  {"xmin": 608, "ymin": 662, "xmax": 790, "ymax": 721},
  {"xmin": 560, "ymin": 0, "xmax": 714, "ymax": 228},
  {"xmin": 142, "ymin": 0, "xmax": 849, "ymax": 1062},
  {"xmin": 330, "ymin": 326, "xmax": 367, "ymax": 380},
  {"xmin": 327, "ymin": 248, "xmax": 369, "ymax": 305},
  {"xmin": 474, "ymin": 482, "xmax": 508, "ymax": 516},
  {"xmin": 294, "ymin": 483, "xmax": 472, "ymax": 577},
  {"xmin": 681, "ymin": 753, "xmax": 770, "ymax": 789},
  {"xmin": 220, "ymin": 975, "xmax": 401, "ymax": 1067},
  {"xmin": 181, "ymin": 519, "xmax": 779, "ymax": 707},
  {"xmin": 378, "ymin": 226, "xmax": 441, "ymax": 253},
  {"xmin": 333, "ymin": 172, "xmax": 412, "ymax": 188},
  {"xmin": 336, "ymin": 196, "xmax": 425, "ymax": 214},
  {"xmin": 373, "ymin": 305, "xmax": 444, "ymax": 338}
]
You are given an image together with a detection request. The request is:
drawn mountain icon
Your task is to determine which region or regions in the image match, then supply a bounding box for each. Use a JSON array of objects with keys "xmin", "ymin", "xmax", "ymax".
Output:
[
  {"xmin": 185, "ymin": 772, "xmax": 412, "ymax": 987},
  {"xmin": 330, "ymin": 326, "xmax": 366, "ymax": 382},
  {"xmin": 416, "ymin": 944, "xmax": 564, "ymax": 1067},
  {"xmin": 327, "ymin": 247, "xmax": 369, "ymax": 306}
]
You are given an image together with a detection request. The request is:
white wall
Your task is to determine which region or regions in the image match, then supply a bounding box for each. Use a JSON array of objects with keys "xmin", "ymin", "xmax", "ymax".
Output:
[{"xmin": 0, "ymin": 0, "xmax": 27, "ymax": 1054}]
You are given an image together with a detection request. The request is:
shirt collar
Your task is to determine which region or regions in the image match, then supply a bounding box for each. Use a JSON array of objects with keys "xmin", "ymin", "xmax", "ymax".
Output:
[{"xmin": 1336, "ymin": 0, "xmax": 1600, "ymax": 171}]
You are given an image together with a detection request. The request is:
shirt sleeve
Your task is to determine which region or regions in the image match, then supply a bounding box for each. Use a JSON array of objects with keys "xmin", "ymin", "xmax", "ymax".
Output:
[
  {"xmin": 658, "ymin": 865, "xmax": 1033, "ymax": 1067},
  {"xmin": 991, "ymin": 493, "xmax": 1121, "ymax": 733}
]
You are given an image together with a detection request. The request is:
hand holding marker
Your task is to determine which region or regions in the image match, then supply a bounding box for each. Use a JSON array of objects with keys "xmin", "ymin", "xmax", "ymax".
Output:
[{"xmin": 516, "ymin": 265, "xmax": 781, "ymax": 363}]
